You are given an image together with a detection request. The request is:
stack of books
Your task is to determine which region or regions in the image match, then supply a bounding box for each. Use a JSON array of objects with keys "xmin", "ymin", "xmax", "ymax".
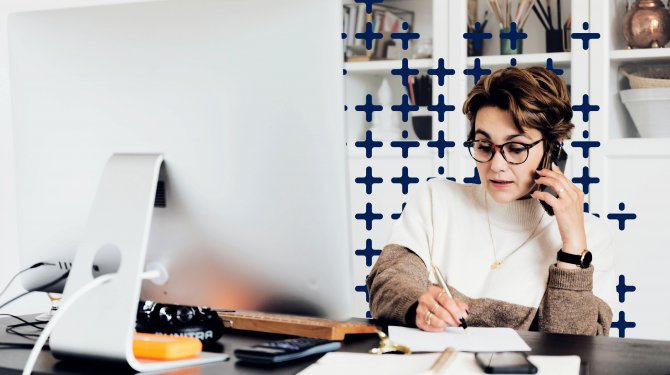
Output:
[{"xmin": 343, "ymin": 3, "xmax": 414, "ymax": 62}]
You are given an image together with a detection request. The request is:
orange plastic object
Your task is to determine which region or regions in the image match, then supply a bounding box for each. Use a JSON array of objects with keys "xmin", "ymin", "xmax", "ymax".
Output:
[{"xmin": 133, "ymin": 333, "xmax": 203, "ymax": 361}]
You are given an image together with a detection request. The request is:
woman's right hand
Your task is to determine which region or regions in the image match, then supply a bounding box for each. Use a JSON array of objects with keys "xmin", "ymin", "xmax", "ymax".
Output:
[{"xmin": 415, "ymin": 285, "xmax": 469, "ymax": 332}]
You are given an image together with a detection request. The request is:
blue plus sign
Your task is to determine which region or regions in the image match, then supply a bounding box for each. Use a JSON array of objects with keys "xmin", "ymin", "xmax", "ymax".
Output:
[
  {"xmin": 427, "ymin": 58, "xmax": 456, "ymax": 86},
  {"xmin": 463, "ymin": 167, "xmax": 481, "ymax": 184},
  {"xmin": 464, "ymin": 58, "xmax": 492, "ymax": 85},
  {"xmin": 391, "ymin": 166, "xmax": 420, "ymax": 194},
  {"xmin": 607, "ymin": 202, "xmax": 637, "ymax": 231},
  {"xmin": 355, "ymin": 130, "xmax": 383, "ymax": 158},
  {"xmin": 354, "ymin": 0, "xmax": 384, "ymax": 13},
  {"xmin": 391, "ymin": 58, "xmax": 419, "ymax": 86},
  {"xmin": 390, "ymin": 131, "xmax": 421, "ymax": 158},
  {"xmin": 499, "ymin": 22, "xmax": 527, "ymax": 50},
  {"xmin": 571, "ymin": 22, "xmax": 600, "ymax": 50},
  {"xmin": 427, "ymin": 94, "xmax": 455, "ymax": 122},
  {"xmin": 391, "ymin": 94, "xmax": 420, "ymax": 122},
  {"xmin": 355, "ymin": 94, "xmax": 383, "ymax": 122},
  {"xmin": 427, "ymin": 166, "xmax": 457, "ymax": 182},
  {"xmin": 355, "ymin": 239, "xmax": 382, "ymax": 267},
  {"xmin": 616, "ymin": 275, "xmax": 637, "ymax": 303},
  {"xmin": 391, "ymin": 202, "xmax": 407, "ymax": 220},
  {"xmin": 571, "ymin": 166, "xmax": 600, "ymax": 194},
  {"xmin": 611, "ymin": 311, "xmax": 636, "ymax": 338},
  {"xmin": 571, "ymin": 130, "xmax": 600, "ymax": 158},
  {"xmin": 354, "ymin": 278, "xmax": 370, "ymax": 302},
  {"xmin": 583, "ymin": 202, "xmax": 600, "ymax": 218},
  {"xmin": 427, "ymin": 130, "xmax": 456, "ymax": 158},
  {"xmin": 463, "ymin": 22, "xmax": 492, "ymax": 51},
  {"xmin": 355, "ymin": 202, "xmax": 383, "ymax": 230},
  {"xmin": 572, "ymin": 94, "xmax": 599, "ymax": 122},
  {"xmin": 355, "ymin": 166, "xmax": 383, "ymax": 194},
  {"xmin": 545, "ymin": 58, "xmax": 564, "ymax": 75},
  {"xmin": 355, "ymin": 22, "xmax": 383, "ymax": 50},
  {"xmin": 391, "ymin": 203, "xmax": 407, "ymax": 220},
  {"xmin": 391, "ymin": 22, "xmax": 420, "ymax": 50}
]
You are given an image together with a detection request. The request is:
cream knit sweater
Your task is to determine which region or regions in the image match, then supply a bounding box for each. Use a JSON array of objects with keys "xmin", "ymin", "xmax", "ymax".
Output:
[{"xmin": 367, "ymin": 178, "xmax": 616, "ymax": 335}]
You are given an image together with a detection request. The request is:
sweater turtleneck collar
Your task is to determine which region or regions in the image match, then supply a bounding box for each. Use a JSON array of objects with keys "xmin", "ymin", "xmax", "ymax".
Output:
[{"xmin": 477, "ymin": 184, "xmax": 545, "ymax": 232}]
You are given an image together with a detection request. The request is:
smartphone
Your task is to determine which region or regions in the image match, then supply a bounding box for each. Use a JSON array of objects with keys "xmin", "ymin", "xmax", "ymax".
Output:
[
  {"xmin": 475, "ymin": 352, "xmax": 538, "ymax": 374},
  {"xmin": 536, "ymin": 142, "xmax": 568, "ymax": 216}
]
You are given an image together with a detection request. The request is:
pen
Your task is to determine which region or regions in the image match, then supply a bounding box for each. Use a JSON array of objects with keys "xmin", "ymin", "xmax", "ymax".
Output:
[
  {"xmin": 432, "ymin": 264, "xmax": 468, "ymax": 330},
  {"xmin": 416, "ymin": 347, "xmax": 457, "ymax": 375}
]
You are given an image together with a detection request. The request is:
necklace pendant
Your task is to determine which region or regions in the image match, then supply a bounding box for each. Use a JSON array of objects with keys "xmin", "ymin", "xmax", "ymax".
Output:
[{"xmin": 490, "ymin": 261, "xmax": 501, "ymax": 270}]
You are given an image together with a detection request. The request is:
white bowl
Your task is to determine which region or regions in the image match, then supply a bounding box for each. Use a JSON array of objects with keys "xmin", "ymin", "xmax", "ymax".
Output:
[{"xmin": 620, "ymin": 88, "xmax": 670, "ymax": 138}]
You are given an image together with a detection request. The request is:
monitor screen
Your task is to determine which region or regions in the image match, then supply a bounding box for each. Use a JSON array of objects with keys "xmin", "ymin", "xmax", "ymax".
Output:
[{"xmin": 9, "ymin": 0, "xmax": 352, "ymax": 319}]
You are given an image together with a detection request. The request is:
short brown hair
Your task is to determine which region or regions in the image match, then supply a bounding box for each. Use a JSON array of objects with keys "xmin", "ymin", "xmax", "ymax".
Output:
[{"xmin": 462, "ymin": 66, "xmax": 574, "ymax": 143}]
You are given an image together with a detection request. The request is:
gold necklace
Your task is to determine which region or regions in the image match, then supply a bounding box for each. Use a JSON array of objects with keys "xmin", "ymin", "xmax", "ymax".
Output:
[{"xmin": 485, "ymin": 192, "xmax": 544, "ymax": 270}]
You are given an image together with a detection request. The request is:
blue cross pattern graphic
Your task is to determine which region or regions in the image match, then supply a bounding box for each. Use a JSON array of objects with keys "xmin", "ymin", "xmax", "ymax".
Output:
[
  {"xmin": 391, "ymin": 22, "xmax": 420, "ymax": 50},
  {"xmin": 390, "ymin": 131, "xmax": 421, "ymax": 158},
  {"xmin": 355, "ymin": 166, "xmax": 383, "ymax": 194},
  {"xmin": 343, "ymin": 11, "xmax": 641, "ymax": 332},
  {"xmin": 571, "ymin": 22, "xmax": 601, "ymax": 50},
  {"xmin": 499, "ymin": 22, "xmax": 527, "ymax": 50},
  {"xmin": 355, "ymin": 239, "xmax": 382, "ymax": 267},
  {"xmin": 463, "ymin": 22, "xmax": 492, "ymax": 51},
  {"xmin": 611, "ymin": 311, "xmax": 636, "ymax": 338},
  {"xmin": 391, "ymin": 95, "xmax": 420, "ymax": 122}
]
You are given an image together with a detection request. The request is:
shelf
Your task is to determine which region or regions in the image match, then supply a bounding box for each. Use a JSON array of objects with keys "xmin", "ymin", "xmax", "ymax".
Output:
[
  {"xmin": 605, "ymin": 138, "xmax": 670, "ymax": 157},
  {"xmin": 344, "ymin": 58, "xmax": 433, "ymax": 74},
  {"xmin": 467, "ymin": 52, "xmax": 571, "ymax": 68},
  {"xmin": 347, "ymin": 140, "xmax": 436, "ymax": 158},
  {"xmin": 610, "ymin": 48, "xmax": 670, "ymax": 63}
]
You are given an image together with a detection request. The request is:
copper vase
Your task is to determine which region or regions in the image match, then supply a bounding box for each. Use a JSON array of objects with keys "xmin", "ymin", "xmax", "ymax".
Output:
[{"xmin": 623, "ymin": 0, "xmax": 670, "ymax": 48}]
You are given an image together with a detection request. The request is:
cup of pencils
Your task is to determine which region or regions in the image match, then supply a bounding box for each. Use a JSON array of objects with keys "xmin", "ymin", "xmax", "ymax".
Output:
[
  {"xmin": 488, "ymin": 0, "xmax": 536, "ymax": 55},
  {"xmin": 532, "ymin": 0, "xmax": 565, "ymax": 52},
  {"xmin": 407, "ymin": 75, "xmax": 432, "ymax": 140},
  {"xmin": 468, "ymin": 10, "xmax": 489, "ymax": 56}
]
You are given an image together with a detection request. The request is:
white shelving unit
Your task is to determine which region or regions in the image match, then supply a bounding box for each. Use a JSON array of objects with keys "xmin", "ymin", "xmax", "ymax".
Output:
[
  {"xmin": 466, "ymin": 51, "xmax": 571, "ymax": 68},
  {"xmin": 344, "ymin": 0, "xmax": 670, "ymax": 340},
  {"xmin": 345, "ymin": 58, "xmax": 432, "ymax": 74},
  {"xmin": 588, "ymin": 0, "xmax": 670, "ymax": 341},
  {"xmin": 344, "ymin": 0, "xmax": 586, "ymax": 320}
]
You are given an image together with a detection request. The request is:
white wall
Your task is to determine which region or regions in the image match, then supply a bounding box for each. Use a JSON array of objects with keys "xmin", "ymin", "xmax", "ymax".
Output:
[{"xmin": 0, "ymin": 0, "xmax": 156, "ymax": 315}]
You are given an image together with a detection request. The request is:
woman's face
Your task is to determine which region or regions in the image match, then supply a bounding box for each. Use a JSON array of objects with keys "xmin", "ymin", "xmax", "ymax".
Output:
[{"xmin": 473, "ymin": 106, "xmax": 546, "ymax": 204}]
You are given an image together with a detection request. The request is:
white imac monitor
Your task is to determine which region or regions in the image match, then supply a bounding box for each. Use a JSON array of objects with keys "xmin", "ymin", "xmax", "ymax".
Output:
[{"xmin": 9, "ymin": 0, "xmax": 352, "ymax": 320}]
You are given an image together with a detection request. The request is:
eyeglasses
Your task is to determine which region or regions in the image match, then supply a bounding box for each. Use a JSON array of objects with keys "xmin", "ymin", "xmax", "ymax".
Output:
[{"xmin": 464, "ymin": 138, "xmax": 544, "ymax": 165}]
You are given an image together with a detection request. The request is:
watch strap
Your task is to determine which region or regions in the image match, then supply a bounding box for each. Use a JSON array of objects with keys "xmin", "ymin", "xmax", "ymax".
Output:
[{"xmin": 557, "ymin": 249, "xmax": 592, "ymax": 268}]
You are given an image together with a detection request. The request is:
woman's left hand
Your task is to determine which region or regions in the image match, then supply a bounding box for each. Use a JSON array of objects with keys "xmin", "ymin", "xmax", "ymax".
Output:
[{"xmin": 530, "ymin": 165, "xmax": 587, "ymax": 255}]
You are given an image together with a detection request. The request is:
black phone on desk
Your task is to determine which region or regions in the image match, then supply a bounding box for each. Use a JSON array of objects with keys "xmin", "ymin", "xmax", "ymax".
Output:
[
  {"xmin": 475, "ymin": 352, "xmax": 538, "ymax": 374},
  {"xmin": 536, "ymin": 141, "xmax": 568, "ymax": 216}
]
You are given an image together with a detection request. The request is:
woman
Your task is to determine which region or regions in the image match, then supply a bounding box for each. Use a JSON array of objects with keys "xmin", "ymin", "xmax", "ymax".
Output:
[{"xmin": 367, "ymin": 67, "xmax": 616, "ymax": 336}]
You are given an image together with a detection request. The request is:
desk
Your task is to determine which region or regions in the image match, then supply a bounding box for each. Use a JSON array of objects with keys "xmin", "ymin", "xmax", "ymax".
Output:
[{"xmin": 1, "ymin": 317, "xmax": 669, "ymax": 375}]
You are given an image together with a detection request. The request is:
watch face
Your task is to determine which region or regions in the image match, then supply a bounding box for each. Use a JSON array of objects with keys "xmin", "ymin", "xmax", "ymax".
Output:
[{"xmin": 581, "ymin": 251, "xmax": 593, "ymax": 268}]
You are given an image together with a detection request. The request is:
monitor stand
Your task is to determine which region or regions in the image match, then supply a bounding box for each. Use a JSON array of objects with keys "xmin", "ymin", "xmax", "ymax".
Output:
[{"xmin": 48, "ymin": 154, "xmax": 228, "ymax": 371}]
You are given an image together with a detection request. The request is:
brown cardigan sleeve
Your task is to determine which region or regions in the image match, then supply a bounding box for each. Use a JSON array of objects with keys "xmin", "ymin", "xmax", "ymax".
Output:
[
  {"xmin": 367, "ymin": 246, "xmax": 613, "ymax": 336},
  {"xmin": 538, "ymin": 264, "xmax": 613, "ymax": 336},
  {"xmin": 367, "ymin": 244, "xmax": 430, "ymax": 325}
]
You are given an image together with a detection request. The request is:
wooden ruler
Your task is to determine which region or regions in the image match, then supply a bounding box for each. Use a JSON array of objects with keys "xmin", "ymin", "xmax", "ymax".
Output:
[{"xmin": 216, "ymin": 310, "xmax": 379, "ymax": 340}]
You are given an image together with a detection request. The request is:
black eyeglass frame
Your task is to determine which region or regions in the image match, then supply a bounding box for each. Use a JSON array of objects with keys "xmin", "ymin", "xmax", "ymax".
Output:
[{"xmin": 464, "ymin": 138, "xmax": 544, "ymax": 165}]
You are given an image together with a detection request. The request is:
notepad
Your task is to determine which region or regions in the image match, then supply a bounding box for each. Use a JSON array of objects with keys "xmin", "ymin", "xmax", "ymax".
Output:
[
  {"xmin": 388, "ymin": 326, "xmax": 532, "ymax": 352},
  {"xmin": 297, "ymin": 352, "xmax": 581, "ymax": 375}
]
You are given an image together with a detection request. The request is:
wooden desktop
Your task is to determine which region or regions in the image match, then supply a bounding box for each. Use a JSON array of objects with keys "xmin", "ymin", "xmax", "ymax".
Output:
[{"xmin": 1, "ymin": 317, "xmax": 669, "ymax": 375}]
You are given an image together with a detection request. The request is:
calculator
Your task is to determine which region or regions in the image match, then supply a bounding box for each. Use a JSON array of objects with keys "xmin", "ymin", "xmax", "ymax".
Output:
[{"xmin": 234, "ymin": 337, "xmax": 341, "ymax": 364}]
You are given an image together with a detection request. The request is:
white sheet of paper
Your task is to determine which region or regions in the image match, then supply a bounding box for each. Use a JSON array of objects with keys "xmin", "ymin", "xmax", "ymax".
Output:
[
  {"xmin": 388, "ymin": 326, "xmax": 532, "ymax": 352},
  {"xmin": 296, "ymin": 352, "xmax": 580, "ymax": 375}
]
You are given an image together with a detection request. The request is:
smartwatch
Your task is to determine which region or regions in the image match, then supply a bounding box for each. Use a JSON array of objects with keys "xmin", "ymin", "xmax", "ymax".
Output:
[{"xmin": 557, "ymin": 249, "xmax": 592, "ymax": 269}]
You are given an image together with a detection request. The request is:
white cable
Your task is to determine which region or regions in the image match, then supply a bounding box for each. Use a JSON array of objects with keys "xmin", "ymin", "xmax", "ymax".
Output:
[{"xmin": 22, "ymin": 270, "xmax": 160, "ymax": 375}]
